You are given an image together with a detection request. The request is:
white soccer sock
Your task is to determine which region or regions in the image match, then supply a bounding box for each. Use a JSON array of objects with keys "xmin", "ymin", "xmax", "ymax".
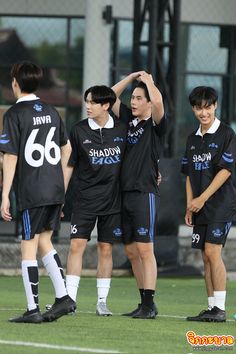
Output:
[
  {"xmin": 42, "ymin": 249, "xmax": 67, "ymax": 299},
  {"xmin": 66, "ymin": 275, "xmax": 80, "ymax": 302},
  {"xmin": 214, "ymin": 291, "xmax": 226, "ymax": 311},
  {"xmin": 21, "ymin": 260, "xmax": 39, "ymax": 311},
  {"xmin": 207, "ymin": 296, "xmax": 214, "ymax": 310},
  {"xmin": 97, "ymin": 278, "xmax": 111, "ymax": 304}
]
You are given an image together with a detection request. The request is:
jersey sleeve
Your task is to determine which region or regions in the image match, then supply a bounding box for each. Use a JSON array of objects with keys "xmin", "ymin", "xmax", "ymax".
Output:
[
  {"xmin": 119, "ymin": 102, "xmax": 133, "ymax": 124},
  {"xmin": 0, "ymin": 111, "xmax": 20, "ymax": 155},
  {"xmin": 217, "ymin": 129, "xmax": 236, "ymax": 173},
  {"xmin": 152, "ymin": 113, "xmax": 167, "ymax": 137},
  {"xmin": 59, "ymin": 116, "xmax": 69, "ymax": 146}
]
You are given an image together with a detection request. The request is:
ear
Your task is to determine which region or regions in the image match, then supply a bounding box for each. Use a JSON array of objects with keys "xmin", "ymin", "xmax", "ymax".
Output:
[
  {"xmin": 12, "ymin": 77, "xmax": 17, "ymax": 86},
  {"xmin": 102, "ymin": 102, "xmax": 110, "ymax": 111},
  {"xmin": 214, "ymin": 102, "xmax": 218, "ymax": 109}
]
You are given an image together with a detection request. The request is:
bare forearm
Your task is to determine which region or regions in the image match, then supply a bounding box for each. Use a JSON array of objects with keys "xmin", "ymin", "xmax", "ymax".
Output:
[
  {"xmin": 186, "ymin": 176, "xmax": 193, "ymax": 205},
  {"xmin": 200, "ymin": 169, "xmax": 231, "ymax": 202},
  {"xmin": 2, "ymin": 154, "xmax": 17, "ymax": 198},
  {"xmin": 60, "ymin": 141, "xmax": 73, "ymax": 192},
  {"xmin": 112, "ymin": 73, "xmax": 137, "ymax": 98}
]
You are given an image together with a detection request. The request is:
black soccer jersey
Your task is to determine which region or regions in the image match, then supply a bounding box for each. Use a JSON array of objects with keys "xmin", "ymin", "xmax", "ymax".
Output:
[
  {"xmin": 0, "ymin": 97, "xmax": 68, "ymax": 211},
  {"xmin": 181, "ymin": 119, "xmax": 236, "ymax": 224},
  {"xmin": 69, "ymin": 116, "xmax": 127, "ymax": 215},
  {"xmin": 119, "ymin": 103, "xmax": 166, "ymax": 194}
]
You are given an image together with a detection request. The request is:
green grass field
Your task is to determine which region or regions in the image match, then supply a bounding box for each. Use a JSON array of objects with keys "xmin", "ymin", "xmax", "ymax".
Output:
[{"xmin": 0, "ymin": 275, "xmax": 235, "ymax": 354}]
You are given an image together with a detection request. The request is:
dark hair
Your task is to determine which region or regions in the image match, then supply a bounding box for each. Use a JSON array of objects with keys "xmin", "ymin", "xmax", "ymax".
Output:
[
  {"xmin": 84, "ymin": 85, "xmax": 117, "ymax": 109},
  {"xmin": 189, "ymin": 86, "xmax": 218, "ymax": 107},
  {"xmin": 11, "ymin": 61, "xmax": 43, "ymax": 93},
  {"xmin": 134, "ymin": 81, "xmax": 150, "ymax": 102}
]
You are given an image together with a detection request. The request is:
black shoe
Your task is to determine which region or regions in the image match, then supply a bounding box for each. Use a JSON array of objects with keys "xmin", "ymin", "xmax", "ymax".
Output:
[
  {"xmin": 9, "ymin": 309, "xmax": 43, "ymax": 324},
  {"xmin": 122, "ymin": 304, "xmax": 141, "ymax": 317},
  {"xmin": 122, "ymin": 303, "xmax": 158, "ymax": 317},
  {"xmin": 132, "ymin": 304, "xmax": 156, "ymax": 319},
  {"xmin": 186, "ymin": 309, "xmax": 212, "ymax": 322},
  {"xmin": 186, "ymin": 307, "xmax": 226, "ymax": 322},
  {"xmin": 201, "ymin": 306, "xmax": 226, "ymax": 323},
  {"xmin": 42, "ymin": 296, "xmax": 76, "ymax": 322}
]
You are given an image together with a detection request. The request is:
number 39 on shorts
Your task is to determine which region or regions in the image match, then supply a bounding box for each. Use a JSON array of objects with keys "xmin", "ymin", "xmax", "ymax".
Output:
[{"xmin": 192, "ymin": 233, "xmax": 200, "ymax": 244}]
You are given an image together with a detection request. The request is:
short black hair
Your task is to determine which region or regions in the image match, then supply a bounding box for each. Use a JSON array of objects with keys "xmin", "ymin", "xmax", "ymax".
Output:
[
  {"xmin": 84, "ymin": 85, "xmax": 116, "ymax": 109},
  {"xmin": 11, "ymin": 61, "xmax": 43, "ymax": 93},
  {"xmin": 134, "ymin": 81, "xmax": 151, "ymax": 102},
  {"xmin": 189, "ymin": 86, "xmax": 218, "ymax": 107}
]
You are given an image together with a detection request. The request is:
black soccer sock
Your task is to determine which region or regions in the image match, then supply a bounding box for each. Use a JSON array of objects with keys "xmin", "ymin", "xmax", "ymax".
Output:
[
  {"xmin": 143, "ymin": 289, "xmax": 155, "ymax": 308},
  {"xmin": 139, "ymin": 288, "xmax": 144, "ymax": 304}
]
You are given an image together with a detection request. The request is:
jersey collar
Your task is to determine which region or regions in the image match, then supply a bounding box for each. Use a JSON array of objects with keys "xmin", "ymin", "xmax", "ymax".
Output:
[
  {"xmin": 132, "ymin": 117, "xmax": 150, "ymax": 127},
  {"xmin": 16, "ymin": 94, "xmax": 40, "ymax": 103},
  {"xmin": 195, "ymin": 117, "xmax": 221, "ymax": 136},
  {"xmin": 88, "ymin": 114, "xmax": 114, "ymax": 130}
]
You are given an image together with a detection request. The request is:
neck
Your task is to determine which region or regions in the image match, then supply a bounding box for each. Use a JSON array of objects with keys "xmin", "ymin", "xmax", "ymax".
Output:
[
  {"xmin": 16, "ymin": 92, "xmax": 33, "ymax": 100},
  {"xmin": 93, "ymin": 113, "xmax": 109, "ymax": 128},
  {"xmin": 201, "ymin": 117, "xmax": 215, "ymax": 135}
]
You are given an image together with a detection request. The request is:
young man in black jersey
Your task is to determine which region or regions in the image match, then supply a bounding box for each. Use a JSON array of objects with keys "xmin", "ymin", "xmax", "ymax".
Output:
[
  {"xmin": 0, "ymin": 61, "xmax": 75, "ymax": 323},
  {"xmin": 181, "ymin": 86, "xmax": 236, "ymax": 322},
  {"xmin": 111, "ymin": 71, "xmax": 166, "ymax": 319},
  {"xmin": 65, "ymin": 85, "xmax": 127, "ymax": 316}
]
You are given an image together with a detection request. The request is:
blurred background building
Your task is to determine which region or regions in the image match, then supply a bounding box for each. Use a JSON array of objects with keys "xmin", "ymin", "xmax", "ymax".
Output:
[{"xmin": 0, "ymin": 0, "xmax": 236, "ymax": 270}]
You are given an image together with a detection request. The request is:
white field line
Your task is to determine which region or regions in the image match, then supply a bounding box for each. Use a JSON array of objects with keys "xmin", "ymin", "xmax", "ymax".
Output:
[{"xmin": 0, "ymin": 340, "xmax": 126, "ymax": 354}]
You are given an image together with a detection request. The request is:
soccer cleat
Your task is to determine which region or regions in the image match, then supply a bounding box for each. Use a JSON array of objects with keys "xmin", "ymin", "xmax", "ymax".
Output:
[
  {"xmin": 201, "ymin": 306, "xmax": 226, "ymax": 323},
  {"xmin": 42, "ymin": 296, "xmax": 76, "ymax": 322},
  {"xmin": 9, "ymin": 309, "xmax": 43, "ymax": 324},
  {"xmin": 132, "ymin": 304, "xmax": 156, "ymax": 319},
  {"xmin": 122, "ymin": 302, "xmax": 158, "ymax": 317},
  {"xmin": 122, "ymin": 304, "xmax": 141, "ymax": 317},
  {"xmin": 186, "ymin": 307, "xmax": 226, "ymax": 322},
  {"xmin": 186, "ymin": 309, "xmax": 212, "ymax": 322},
  {"xmin": 96, "ymin": 302, "xmax": 112, "ymax": 316},
  {"xmin": 45, "ymin": 303, "xmax": 76, "ymax": 315},
  {"xmin": 233, "ymin": 313, "xmax": 236, "ymax": 321}
]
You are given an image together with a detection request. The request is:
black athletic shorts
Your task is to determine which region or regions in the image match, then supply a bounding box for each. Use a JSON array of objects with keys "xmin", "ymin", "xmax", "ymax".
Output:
[
  {"xmin": 70, "ymin": 211, "xmax": 122, "ymax": 244},
  {"xmin": 192, "ymin": 222, "xmax": 232, "ymax": 250},
  {"xmin": 122, "ymin": 191, "xmax": 160, "ymax": 244},
  {"xmin": 20, "ymin": 204, "xmax": 62, "ymax": 240}
]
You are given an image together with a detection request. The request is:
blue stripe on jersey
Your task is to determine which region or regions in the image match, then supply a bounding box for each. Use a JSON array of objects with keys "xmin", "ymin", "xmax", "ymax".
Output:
[
  {"xmin": 181, "ymin": 157, "xmax": 188, "ymax": 165},
  {"xmin": 23, "ymin": 210, "xmax": 31, "ymax": 240},
  {"xmin": 0, "ymin": 139, "xmax": 10, "ymax": 144},
  {"xmin": 149, "ymin": 193, "xmax": 156, "ymax": 242},
  {"xmin": 222, "ymin": 152, "xmax": 234, "ymax": 163},
  {"xmin": 0, "ymin": 134, "xmax": 10, "ymax": 144},
  {"xmin": 225, "ymin": 222, "xmax": 232, "ymax": 236}
]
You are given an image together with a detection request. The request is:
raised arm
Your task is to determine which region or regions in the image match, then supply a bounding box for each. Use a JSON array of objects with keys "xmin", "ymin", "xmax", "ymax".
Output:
[
  {"xmin": 111, "ymin": 71, "xmax": 146, "ymax": 117},
  {"xmin": 138, "ymin": 72, "xmax": 164, "ymax": 124}
]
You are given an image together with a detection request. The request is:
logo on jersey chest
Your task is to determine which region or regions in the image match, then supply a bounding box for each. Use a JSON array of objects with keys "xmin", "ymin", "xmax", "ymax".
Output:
[
  {"xmin": 127, "ymin": 127, "xmax": 144, "ymax": 145},
  {"xmin": 89, "ymin": 146, "xmax": 121, "ymax": 165},
  {"xmin": 192, "ymin": 152, "xmax": 211, "ymax": 170}
]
